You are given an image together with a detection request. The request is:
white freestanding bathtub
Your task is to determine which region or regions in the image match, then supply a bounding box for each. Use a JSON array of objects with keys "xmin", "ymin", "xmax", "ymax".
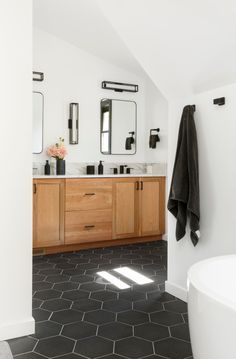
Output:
[{"xmin": 187, "ymin": 255, "xmax": 236, "ymax": 359}]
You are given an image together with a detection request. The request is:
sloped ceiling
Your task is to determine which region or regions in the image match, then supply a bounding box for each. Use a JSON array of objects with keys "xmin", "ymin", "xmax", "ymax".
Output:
[
  {"xmin": 97, "ymin": 0, "xmax": 236, "ymax": 99},
  {"xmin": 33, "ymin": 0, "xmax": 145, "ymax": 75}
]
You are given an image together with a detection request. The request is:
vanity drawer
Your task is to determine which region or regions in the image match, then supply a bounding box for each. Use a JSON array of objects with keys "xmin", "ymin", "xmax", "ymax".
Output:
[
  {"xmin": 65, "ymin": 209, "xmax": 112, "ymax": 244},
  {"xmin": 65, "ymin": 179, "xmax": 112, "ymax": 211}
]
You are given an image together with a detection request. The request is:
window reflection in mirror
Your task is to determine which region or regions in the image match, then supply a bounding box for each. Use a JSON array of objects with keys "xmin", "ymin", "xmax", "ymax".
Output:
[{"xmin": 100, "ymin": 99, "xmax": 137, "ymax": 155}]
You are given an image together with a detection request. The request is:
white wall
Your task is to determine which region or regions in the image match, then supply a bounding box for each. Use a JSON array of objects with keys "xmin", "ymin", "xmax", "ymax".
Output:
[
  {"xmin": 33, "ymin": 28, "xmax": 168, "ymax": 165},
  {"xmin": 144, "ymin": 79, "xmax": 168, "ymax": 163},
  {"xmin": 0, "ymin": 0, "xmax": 34, "ymax": 340},
  {"xmin": 166, "ymin": 82, "xmax": 236, "ymax": 301}
]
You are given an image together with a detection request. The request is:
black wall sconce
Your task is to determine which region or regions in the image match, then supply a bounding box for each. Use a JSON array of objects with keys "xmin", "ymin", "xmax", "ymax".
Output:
[
  {"xmin": 33, "ymin": 71, "xmax": 44, "ymax": 82},
  {"xmin": 149, "ymin": 128, "xmax": 160, "ymax": 149},
  {"xmin": 102, "ymin": 81, "xmax": 138, "ymax": 93},
  {"xmin": 125, "ymin": 131, "xmax": 135, "ymax": 150},
  {"xmin": 68, "ymin": 103, "xmax": 79, "ymax": 144},
  {"xmin": 213, "ymin": 97, "xmax": 225, "ymax": 106}
]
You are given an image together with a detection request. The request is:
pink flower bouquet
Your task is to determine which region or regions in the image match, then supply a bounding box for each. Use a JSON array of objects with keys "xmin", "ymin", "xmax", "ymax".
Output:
[{"xmin": 47, "ymin": 137, "xmax": 67, "ymax": 160}]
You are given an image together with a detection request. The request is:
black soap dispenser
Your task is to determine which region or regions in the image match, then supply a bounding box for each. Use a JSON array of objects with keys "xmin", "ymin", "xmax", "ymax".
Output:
[
  {"xmin": 44, "ymin": 160, "xmax": 50, "ymax": 175},
  {"xmin": 98, "ymin": 161, "xmax": 104, "ymax": 175}
]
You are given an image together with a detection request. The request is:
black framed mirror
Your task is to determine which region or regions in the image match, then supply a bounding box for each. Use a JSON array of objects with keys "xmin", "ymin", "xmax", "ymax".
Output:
[{"xmin": 100, "ymin": 99, "xmax": 137, "ymax": 155}]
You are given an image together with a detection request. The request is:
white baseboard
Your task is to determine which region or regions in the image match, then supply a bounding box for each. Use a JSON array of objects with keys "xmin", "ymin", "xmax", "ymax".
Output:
[
  {"xmin": 162, "ymin": 234, "xmax": 168, "ymax": 241},
  {"xmin": 0, "ymin": 317, "xmax": 35, "ymax": 341},
  {"xmin": 165, "ymin": 280, "xmax": 187, "ymax": 302}
]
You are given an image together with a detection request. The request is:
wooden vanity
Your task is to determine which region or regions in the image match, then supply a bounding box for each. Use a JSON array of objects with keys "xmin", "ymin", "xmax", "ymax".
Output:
[{"xmin": 33, "ymin": 176, "xmax": 165, "ymax": 254}]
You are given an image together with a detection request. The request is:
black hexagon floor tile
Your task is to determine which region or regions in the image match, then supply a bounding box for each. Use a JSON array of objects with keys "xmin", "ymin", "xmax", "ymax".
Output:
[
  {"xmin": 80, "ymin": 282, "xmax": 105, "ymax": 292},
  {"xmin": 35, "ymin": 335, "xmax": 75, "ymax": 357},
  {"xmin": 41, "ymin": 298, "xmax": 71, "ymax": 311},
  {"xmin": 10, "ymin": 241, "xmax": 192, "ymax": 359},
  {"xmin": 70, "ymin": 274, "xmax": 94, "ymax": 283},
  {"xmin": 33, "ymin": 281, "xmax": 53, "ymax": 291},
  {"xmin": 63, "ymin": 268, "xmax": 85, "ymax": 276},
  {"xmin": 103, "ymin": 299, "xmax": 132, "ymax": 312},
  {"xmin": 38, "ymin": 268, "xmax": 62, "ymax": 276},
  {"xmin": 62, "ymin": 321, "xmax": 97, "ymax": 340},
  {"xmin": 46, "ymin": 274, "xmax": 70, "ymax": 283},
  {"xmin": 133, "ymin": 298, "xmax": 163, "ymax": 313},
  {"xmin": 154, "ymin": 337, "xmax": 192, "ymax": 359},
  {"xmin": 117, "ymin": 310, "xmax": 149, "ymax": 325},
  {"xmin": 8, "ymin": 336, "xmax": 37, "ymax": 356},
  {"xmin": 54, "ymin": 354, "xmax": 85, "ymax": 359},
  {"xmin": 98, "ymin": 322, "xmax": 132, "ymax": 340},
  {"xmin": 33, "ymin": 289, "xmax": 61, "ymax": 300},
  {"xmin": 32, "ymin": 308, "xmax": 51, "ymax": 322},
  {"xmin": 151, "ymin": 310, "xmax": 183, "ymax": 326},
  {"xmin": 32, "ymin": 320, "xmax": 62, "ymax": 339},
  {"xmin": 134, "ymin": 322, "xmax": 169, "ymax": 341},
  {"xmin": 72, "ymin": 298, "xmax": 101, "ymax": 312},
  {"xmin": 170, "ymin": 323, "xmax": 191, "ymax": 342},
  {"xmin": 62, "ymin": 290, "xmax": 89, "ymax": 301},
  {"xmin": 53, "ymin": 281, "xmax": 78, "ymax": 291},
  {"xmin": 90, "ymin": 290, "xmax": 117, "ymax": 302},
  {"xmin": 51, "ymin": 309, "xmax": 83, "ymax": 324},
  {"xmin": 119, "ymin": 290, "xmax": 146, "ymax": 302},
  {"xmin": 164, "ymin": 300, "xmax": 188, "ymax": 313},
  {"xmin": 55, "ymin": 263, "xmax": 77, "ymax": 269},
  {"xmin": 12, "ymin": 352, "xmax": 46, "ymax": 359},
  {"xmin": 74, "ymin": 336, "xmax": 113, "ymax": 358},
  {"xmin": 115, "ymin": 337, "xmax": 153, "ymax": 359},
  {"xmin": 84, "ymin": 309, "xmax": 115, "ymax": 325},
  {"xmin": 147, "ymin": 291, "xmax": 176, "ymax": 303},
  {"xmin": 33, "ymin": 274, "xmax": 46, "ymax": 282},
  {"xmin": 32, "ymin": 298, "xmax": 43, "ymax": 309}
]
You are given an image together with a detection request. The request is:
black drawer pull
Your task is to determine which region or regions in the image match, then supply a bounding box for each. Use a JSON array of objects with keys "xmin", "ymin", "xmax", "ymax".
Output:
[
  {"xmin": 84, "ymin": 225, "xmax": 95, "ymax": 230},
  {"xmin": 84, "ymin": 193, "xmax": 95, "ymax": 196},
  {"xmin": 135, "ymin": 181, "xmax": 139, "ymax": 190},
  {"xmin": 140, "ymin": 181, "xmax": 143, "ymax": 190}
]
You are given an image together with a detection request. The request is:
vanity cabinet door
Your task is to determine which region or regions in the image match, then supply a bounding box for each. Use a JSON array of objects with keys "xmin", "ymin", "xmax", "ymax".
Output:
[
  {"xmin": 113, "ymin": 178, "xmax": 139, "ymax": 239},
  {"xmin": 139, "ymin": 177, "xmax": 165, "ymax": 236},
  {"xmin": 33, "ymin": 180, "xmax": 64, "ymax": 248}
]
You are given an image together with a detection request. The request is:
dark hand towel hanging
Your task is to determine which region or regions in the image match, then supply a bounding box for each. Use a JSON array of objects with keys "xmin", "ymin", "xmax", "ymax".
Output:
[{"xmin": 167, "ymin": 105, "xmax": 200, "ymax": 246}]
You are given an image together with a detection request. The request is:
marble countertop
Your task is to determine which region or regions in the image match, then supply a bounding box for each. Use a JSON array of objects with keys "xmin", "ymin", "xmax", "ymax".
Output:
[{"xmin": 33, "ymin": 173, "xmax": 166, "ymax": 179}]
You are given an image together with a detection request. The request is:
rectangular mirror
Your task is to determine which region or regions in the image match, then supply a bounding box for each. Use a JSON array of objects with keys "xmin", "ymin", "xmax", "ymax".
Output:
[
  {"xmin": 100, "ymin": 99, "xmax": 137, "ymax": 155},
  {"xmin": 33, "ymin": 91, "xmax": 44, "ymax": 154}
]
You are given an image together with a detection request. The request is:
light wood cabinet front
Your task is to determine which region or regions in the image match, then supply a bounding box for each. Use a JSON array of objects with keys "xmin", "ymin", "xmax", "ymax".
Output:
[
  {"xmin": 140, "ymin": 177, "xmax": 165, "ymax": 236},
  {"xmin": 33, "ymin": 176, "xmax": 165, "ymax": 251},
  {"xmin": 65, "ymin": 179, "xmax": 112, "ymax": 211},
  {"xmin": 113, "ymin": 178, "xmax": 139, "ymax": 239},
  {"xmin": 65, "ymin": 209, "xmax": 112, "ymax": 244},
  {"xmin": 65, "ymin": 178, "xmax": 113, "ymax": 245},
  {"xmin": 33, "ymin": 180, "xmax": 64, "ymax": 248}
]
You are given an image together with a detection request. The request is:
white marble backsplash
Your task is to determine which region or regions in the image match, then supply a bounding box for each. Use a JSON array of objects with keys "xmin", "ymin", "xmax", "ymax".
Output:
[{"xmin": 33, "ymin": 161, "xmax": 167, "ymax": 176}]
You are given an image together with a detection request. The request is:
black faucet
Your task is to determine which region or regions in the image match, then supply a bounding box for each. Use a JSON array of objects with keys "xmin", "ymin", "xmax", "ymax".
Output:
[{"xmin": 119, "ymin": 165, "xmax": 127, "ymax": 174}]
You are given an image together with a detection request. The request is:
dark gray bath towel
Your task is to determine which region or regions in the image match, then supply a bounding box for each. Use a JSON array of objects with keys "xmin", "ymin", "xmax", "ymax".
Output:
[{"xmin": 168, "ymin": 105, "xmax": 200, "ymax": 246}]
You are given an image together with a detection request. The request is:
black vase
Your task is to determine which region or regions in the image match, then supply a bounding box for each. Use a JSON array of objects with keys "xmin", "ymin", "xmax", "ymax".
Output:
[{"xmin": 56, "ymin": 159, "xmax": 66, "ymax": 175}]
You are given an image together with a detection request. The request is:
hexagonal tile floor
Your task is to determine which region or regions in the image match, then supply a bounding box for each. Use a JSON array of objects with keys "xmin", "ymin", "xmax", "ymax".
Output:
[{"xmin": 8, "ymin": 240, "xmax": 192, "ymax": 359}]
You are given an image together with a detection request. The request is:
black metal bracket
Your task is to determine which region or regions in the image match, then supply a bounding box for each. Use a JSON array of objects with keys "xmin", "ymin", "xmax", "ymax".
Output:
[
  {"xmin": 102, "ymin": 81, "xmax": 138, "ymax": 93},
  {"xmin": 33, "ymin": 71, "xmax": 44, "ymax": 82},
  {"xmin": 213, "ymin": 97, "xmax": 225, "ymax": 106}
]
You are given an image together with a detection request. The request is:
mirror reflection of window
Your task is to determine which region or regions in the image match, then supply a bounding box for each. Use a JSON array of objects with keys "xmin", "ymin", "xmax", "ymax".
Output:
[
  {"xmin": 102, "ymin": 111, "xmax": 109, "ymax": 132},
  {"xmin": 100, "ymin": 99, "xmax": 137, "ymax": 155},
  {"xmin": 101, "ymin": 132, "xmax": 109, "ymax": 153},
  {"xmin": 101, "ymin": 99, "xmax": 111, "ymax": 154}
]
